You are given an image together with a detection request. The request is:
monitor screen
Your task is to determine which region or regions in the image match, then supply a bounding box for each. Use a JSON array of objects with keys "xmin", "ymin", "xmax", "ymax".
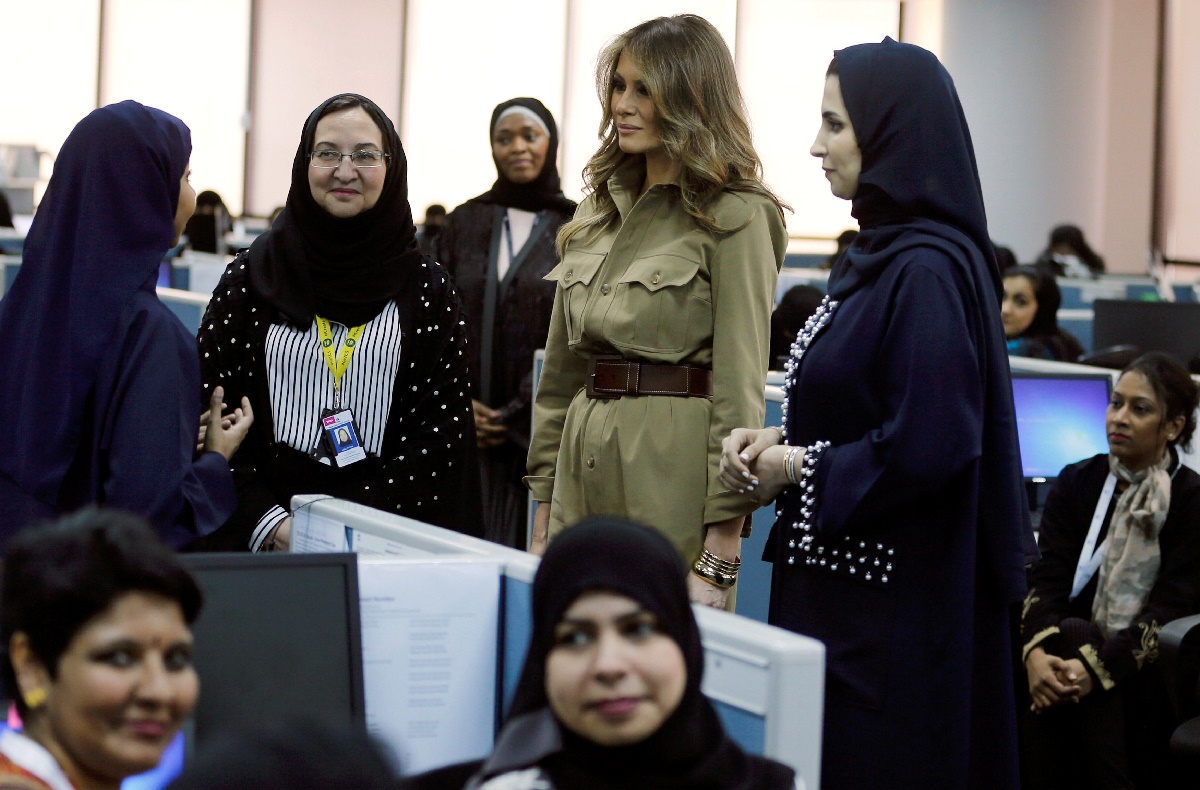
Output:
[
  {"xmin": 1092, "ymin": 299, "xmax": 1200, "ymax": 366},
  {"xmin": 180, "ymin": 553, "xmax": 366, "ymax": 748},
  {"xmin": 1011, "ymin": 372, "xmax": 1112, "ymax": 481}
]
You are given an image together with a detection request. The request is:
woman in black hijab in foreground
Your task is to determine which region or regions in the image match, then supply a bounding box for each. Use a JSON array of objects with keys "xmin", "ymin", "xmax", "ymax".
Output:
[
  {"xmin": 435, "ymin": 98, "xmax": 575, "ymax": 548},
  {"xmin": 721, "ymin": 39, "xmax": 1033, "ymax": 788},
  {"xmin": 404, "ymin": 517, "xmax": 797, "ymax": 790},
  {"xmin": 196, "ymin": 93, "xmax": 481, "ymax": 551}
]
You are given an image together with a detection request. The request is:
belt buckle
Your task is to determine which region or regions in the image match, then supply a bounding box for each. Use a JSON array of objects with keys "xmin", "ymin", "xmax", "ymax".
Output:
[{"xmin": 586, "ymin": 354, "xmax": 625, "ymax": 400}]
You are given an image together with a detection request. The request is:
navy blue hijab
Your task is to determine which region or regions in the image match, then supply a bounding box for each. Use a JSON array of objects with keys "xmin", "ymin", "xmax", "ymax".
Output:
[
  {"xmin": 0, "ymin": 101, "xmax": 190, "ymax": 506},
  {"xmin": 829, "ymin": 38, "xmax": 1035, "ymax": 598}
]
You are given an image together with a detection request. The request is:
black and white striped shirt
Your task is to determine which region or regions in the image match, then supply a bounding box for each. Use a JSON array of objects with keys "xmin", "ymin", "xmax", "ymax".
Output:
[{"xmin": 251, "ymin": 302, "xmax": 402, "ymax": 549}]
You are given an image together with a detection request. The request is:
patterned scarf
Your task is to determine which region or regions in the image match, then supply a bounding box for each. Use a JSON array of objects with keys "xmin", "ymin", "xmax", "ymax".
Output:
[{"xmin": 1092, "ymin": 451, "xmax": 1172, "ymax": 637}]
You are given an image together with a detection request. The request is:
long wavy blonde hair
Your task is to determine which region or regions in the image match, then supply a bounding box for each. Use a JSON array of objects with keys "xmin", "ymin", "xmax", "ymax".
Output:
[{"xmin": 557, "ymin": 14, "xmax": 788, "ymax": 257}]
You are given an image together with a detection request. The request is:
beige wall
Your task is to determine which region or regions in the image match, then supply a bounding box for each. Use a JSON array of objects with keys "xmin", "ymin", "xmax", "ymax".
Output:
[
  {"xmin": 245, "ymin": 0, "xmax": 403, "ymax": 216},
  {"xmin": 1162, "ymin": 0, "xmax": 1200, "ymax": 262},
  {"xmin": 101, "ymin": 0, "xmax": 251, "ymax": 215},
  {"xmin": 933, "ymin": 0, "xmax": 1157, "ymax": 273}
]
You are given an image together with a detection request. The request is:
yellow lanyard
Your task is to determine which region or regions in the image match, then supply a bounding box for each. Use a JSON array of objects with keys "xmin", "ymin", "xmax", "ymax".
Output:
[{"xmin": 316, "ymin": 317, "xmax": 365, "ymax": 408}]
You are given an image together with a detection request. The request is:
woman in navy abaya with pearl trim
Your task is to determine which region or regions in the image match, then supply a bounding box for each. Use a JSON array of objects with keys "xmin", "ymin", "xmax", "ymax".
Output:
[{"xmin": 721, "ymin": 39, "xmax": 1034, "ymax": 789}]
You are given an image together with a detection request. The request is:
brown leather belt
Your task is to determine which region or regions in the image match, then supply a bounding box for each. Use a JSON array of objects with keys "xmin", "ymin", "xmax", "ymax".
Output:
[{"xmin": 586, "ymin": 355, "xmax": 713, "ymax": 399}]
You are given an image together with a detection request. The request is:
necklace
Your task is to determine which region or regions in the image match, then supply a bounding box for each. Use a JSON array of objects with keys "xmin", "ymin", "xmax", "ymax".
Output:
[{"xmin": 780, "ymin": 294, "xmax": 839, "ymax": 442}]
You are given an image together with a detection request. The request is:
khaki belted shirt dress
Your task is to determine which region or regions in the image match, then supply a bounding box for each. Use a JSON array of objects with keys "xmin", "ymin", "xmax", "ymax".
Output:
[{"xmin": 525, "ymin": 162, "xmax": 787, "ymax": 562}]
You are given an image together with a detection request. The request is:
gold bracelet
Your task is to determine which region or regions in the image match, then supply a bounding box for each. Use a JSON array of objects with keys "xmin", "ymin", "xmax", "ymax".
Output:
[
  {"xmin": 693, "ymin": 550, "xmax": 740, "ymax": 589},
  {"xmin": 692, "ymin": 561, "xmax": 737, "ymax": 589},
  {"xmin": 699, "ymin": 548, "xmax": 741, "ymax": 573}
]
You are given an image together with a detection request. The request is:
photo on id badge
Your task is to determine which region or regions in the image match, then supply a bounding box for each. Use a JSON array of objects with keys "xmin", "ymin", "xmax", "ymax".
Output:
[{"xmin": 322, "ymin": 409, "xmax": 366, "ymax": 467}]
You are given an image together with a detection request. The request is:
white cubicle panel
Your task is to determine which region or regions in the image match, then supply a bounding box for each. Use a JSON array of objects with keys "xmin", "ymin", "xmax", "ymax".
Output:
[
  {"xmin": 290, "ymin": 496, "xmax": 825, "ymax": 785},
  {"xmin": 695, "ymin": 604, "xmax": 824, "ymax": 790},
  {"xmin": 356, "ymin": 556, "xmax": 502, "ymax": 775}
]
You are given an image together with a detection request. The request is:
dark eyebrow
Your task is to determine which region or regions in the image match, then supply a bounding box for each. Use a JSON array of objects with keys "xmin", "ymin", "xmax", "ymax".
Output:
[
  {"xmin": 312, "ymin": 141, "xmax": 381, "ymax": 150},
  {"xmin": 822, "ymin": 110, "xmax": 844, "ymax": 121},
  {"xmin": 557, "ymin": 605, "xmax": 649, "ymax": 629}
]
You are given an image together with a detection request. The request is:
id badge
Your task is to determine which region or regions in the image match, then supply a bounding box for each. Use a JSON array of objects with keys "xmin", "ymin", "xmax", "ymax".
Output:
[{"xmin": 320, "ymin": 409, "xmax": 367, "ymax": 468}]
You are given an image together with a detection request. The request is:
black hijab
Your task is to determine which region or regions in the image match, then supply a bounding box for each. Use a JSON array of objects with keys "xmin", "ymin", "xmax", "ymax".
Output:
[
  {"xmin": 830, "ymin": 36, "xmax": 998, "ymax": 301},
  {"xmin": 475, "ymin": 97, "xmax": 575, "ymax": 214},
  {"xmin": 829, "ymin": 38, "xmax": 1036, "ymax": 597},
  {"xmin": 247, "ymin": 93, "xmax": 422, "ymax": 327},
  {"xmin": 0, "ymin": 101, "xmax": 189, "ymax": 507},
  {"xmin": 497, "ymin": 518, "xmax": 792, "ymax": 790}
]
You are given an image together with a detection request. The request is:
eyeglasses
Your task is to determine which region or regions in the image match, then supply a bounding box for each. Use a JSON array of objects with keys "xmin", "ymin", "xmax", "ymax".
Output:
[{"xmin": 309, "ymin": 149, "xmax": 390, "ymax": 168}]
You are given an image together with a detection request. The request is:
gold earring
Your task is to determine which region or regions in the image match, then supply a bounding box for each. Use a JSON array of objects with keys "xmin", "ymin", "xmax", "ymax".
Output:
[{"xmin": 23, "ymin": 687, "xmax": 46, "ymax": 709}]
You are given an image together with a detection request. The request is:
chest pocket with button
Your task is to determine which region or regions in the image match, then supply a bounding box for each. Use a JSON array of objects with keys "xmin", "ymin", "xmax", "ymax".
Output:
[
  {"xmin": 546, "ymin": 250, "xmax": 604, "ymax": 345},
  {"xmin": 606, "ymin": 254, "xmax": 705, "ymax": 354}
]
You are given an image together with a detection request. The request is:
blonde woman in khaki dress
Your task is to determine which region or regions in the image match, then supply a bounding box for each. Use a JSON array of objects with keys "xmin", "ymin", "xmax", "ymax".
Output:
[{"xmin": 526, "ymin": 14, "xmax": 787, "ymax": 607}]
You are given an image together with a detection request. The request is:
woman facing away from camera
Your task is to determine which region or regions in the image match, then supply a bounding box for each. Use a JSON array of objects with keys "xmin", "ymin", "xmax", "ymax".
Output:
[
  {"xmin": 0, "ymin": 509, "xmax": 204, "ymax": 790},
  {"xmin": 721, "ymin": 39, "xmax": 1033, "ymax": 788},
  {"xmin": 526, "ymin": 15, "xmax": 788, "ymax": 608},
  {"xmin": 435, "ymin": 97, "xmax": 576, "ymax": 548},
  {"xmin": 0, "ymin": 101, "xmax": 251, "ymax": 551},
  {"xmin": 196, "ymin": 93, "xmax": 480, "ymax": 551}
]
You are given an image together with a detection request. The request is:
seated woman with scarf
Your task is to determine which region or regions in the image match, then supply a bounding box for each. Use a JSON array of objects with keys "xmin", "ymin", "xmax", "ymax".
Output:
[
  {"xmin": 1021, "ymin": 352, "xmax": 1200, "ymax": 789},
  {"xmin": 403, "ymin": 517, "xmax": 799, "ymax": 790}
]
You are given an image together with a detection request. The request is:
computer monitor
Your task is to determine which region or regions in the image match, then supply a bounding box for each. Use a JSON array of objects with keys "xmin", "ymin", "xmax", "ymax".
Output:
[
  {"xmin": 180, "ymin": 553, "xmax": 366, "ymax": 747},
  {"xmin": 1011, "ymin": 371, "xmax": 1112, "ymax": 481},
  {"xmin": 1092, "ymin": 299, "xmax": 1200, "ymax": 366}
]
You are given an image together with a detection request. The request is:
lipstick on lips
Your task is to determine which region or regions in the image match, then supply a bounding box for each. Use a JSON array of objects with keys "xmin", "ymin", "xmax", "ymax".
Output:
[{"xmin": 591, "ymin": 697, "xmax": 640, "ymax": 717}]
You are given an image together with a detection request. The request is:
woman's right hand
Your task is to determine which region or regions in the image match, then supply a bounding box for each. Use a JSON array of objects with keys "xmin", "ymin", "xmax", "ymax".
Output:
[
  {"xmin": 719, "ymin": 427, "xmax": 783, "ymax": 493},
  {"xmin": 1025, "ymin": 646, "xmax": 1082, "ymax": 712},
  {"xmin": 530, "ymin": 502, "xmax": 550, "ymax": 556},
  {"xmin": 202, "ymin": 386, "xmax": 254, "ymax": 462},
  {"xmin": 472, "ymin": 399, "xmax": 509, "ymax": 449}
]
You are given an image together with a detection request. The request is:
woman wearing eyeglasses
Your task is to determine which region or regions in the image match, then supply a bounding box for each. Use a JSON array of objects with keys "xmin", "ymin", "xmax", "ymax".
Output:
[{"xmin": 195, "ymin": 93, "xmax": 481, "ymax": 551}]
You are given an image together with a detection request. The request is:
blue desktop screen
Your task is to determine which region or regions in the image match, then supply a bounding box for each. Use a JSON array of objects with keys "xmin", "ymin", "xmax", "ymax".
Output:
[{"xmin": 1011, "ymin": 374, "xmax": 1111, "ymax": 480}]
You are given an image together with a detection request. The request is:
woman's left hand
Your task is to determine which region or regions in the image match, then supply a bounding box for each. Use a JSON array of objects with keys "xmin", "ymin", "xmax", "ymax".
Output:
[
  {"xmin": 720, "ymin": 427, "xmax": 785, "ymax": 495},
  {"xmin": 1058, "ymin": 658, "xmax": 1094, "ymax": 700},
  {"xmin": 688, "ymin": 572, "xmax": 731, "ymax": 609}
]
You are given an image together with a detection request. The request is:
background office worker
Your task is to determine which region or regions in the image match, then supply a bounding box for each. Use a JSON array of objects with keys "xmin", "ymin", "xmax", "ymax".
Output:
[
  {"xmin": 435, "ymin": 97, "xmax": 576, "ymax": 548},
  {"xmin": 526, "ymin": 15, "xmax": 788, "ymax": 608}
]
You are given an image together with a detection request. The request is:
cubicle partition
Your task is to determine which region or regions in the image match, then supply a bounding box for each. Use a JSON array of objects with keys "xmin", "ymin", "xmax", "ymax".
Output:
[{"xmin": 290, "ymin": 495, "xmax": 825, "ymax": 789}]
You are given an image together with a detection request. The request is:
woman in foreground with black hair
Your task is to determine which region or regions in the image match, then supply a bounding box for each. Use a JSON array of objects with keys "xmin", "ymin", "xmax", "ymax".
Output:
[{"xmin": 1, "ymin": 509, "xmax": 203, "ymax": 790}]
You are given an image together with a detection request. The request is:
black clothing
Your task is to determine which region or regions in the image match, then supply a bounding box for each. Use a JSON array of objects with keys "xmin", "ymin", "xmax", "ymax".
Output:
[
  {"xmin": 769, "ymin": 38, "xmax": 1032, "ymax": 789},
  {"xmin": 0, "ymin": 101, "xmax": 234, "ymax": 548},
  {"xmin": 195, "ymin": 251, "xmax": 481, "ymax": 549},
  {"xmin": 247, "ymin": 93, "xmax": 424, "ymax": 328},
  {"xmin": 435, "ymin": 97, "xmax": 575, "ymax": 546},
  {"xmin": 1022, "ymin": 453, "xmax": 1200, "ymax": 688},
  {"xmin": 1020, "ymin": 453, "xmax": 1200, "ymax": 788}
]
